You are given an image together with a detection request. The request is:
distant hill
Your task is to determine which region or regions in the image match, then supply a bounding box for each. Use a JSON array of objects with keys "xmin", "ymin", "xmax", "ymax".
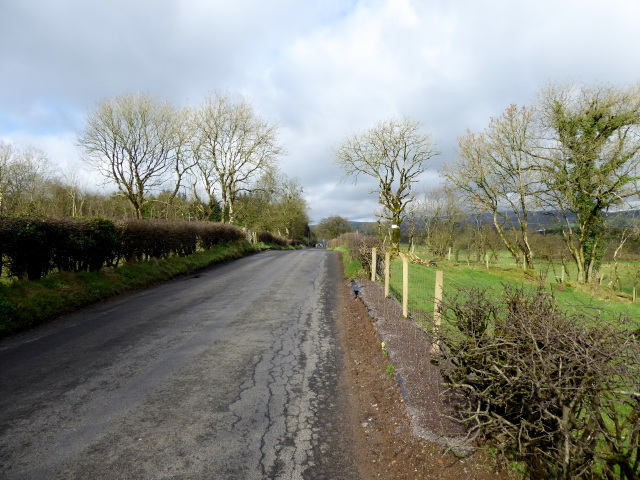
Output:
[
  {"xmin": 461, "ymin": 211, "xmax": 571, "ymax": 230},
  {"xmin": 465, "ymin": 209, "xmax": 640, "ymax": 231},
  {"xmin": 344, "ymin": 209, "xmax": 640, "ymax": 236},
  {"xmin": 348, "ymin": 220, "xmax": 377, "ymax": 233}
]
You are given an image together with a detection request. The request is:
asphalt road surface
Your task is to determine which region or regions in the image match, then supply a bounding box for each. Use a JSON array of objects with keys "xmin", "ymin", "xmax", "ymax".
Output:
[{"xmin": 0, "ymin": 249, "xmax": 358, "ymax": 479}]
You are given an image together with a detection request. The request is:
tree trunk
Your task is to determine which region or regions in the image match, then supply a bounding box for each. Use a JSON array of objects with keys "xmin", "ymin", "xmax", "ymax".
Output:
[
  {"xmin": 227, "ymin": 198, "xmax": 235, "ymax": 224},
  {"xmin": 492, "ymin": 212, "xmax": 521, "ymax": 265},
  {"xmin": 390, "ymin": 220, "xmax": 401, "ymax": 254}
]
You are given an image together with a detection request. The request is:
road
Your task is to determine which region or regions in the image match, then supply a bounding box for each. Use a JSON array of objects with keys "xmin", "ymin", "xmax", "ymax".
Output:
[{"xmin": 0, "ymin": 249, "xmax": 358, "ymax": 479}]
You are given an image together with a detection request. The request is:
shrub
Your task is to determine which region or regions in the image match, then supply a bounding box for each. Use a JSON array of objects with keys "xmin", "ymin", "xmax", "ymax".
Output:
[
  {"xmin": 432, "ymin": 285, "xmax": 640, "ymax": 479},
  {"xmin": 119, "ymin": 219, "xmax": 153, "ymax": 262},
  {"xmin": 119, "ymin": 220, "xmax": 248, "ymax": 262},
  {"xmin": 255, "ymin": 231, "xmax": 291, "ymax": 247},
  {"xmin": 199, "ymin": 222, "xmax": 245, "ymax": 249},
  {"xmin": 0, "ymin": 217, "xmax": 55, "ymax": 280},
  {"xmin": 49, "ymin": 217, "xmax": 90, "ymax": 272},
  {"xmin": 0, "ymin": 217, "xmax": 247, "ymax": 280},
  {"xmin": 85, "ymin": 218, "xmax": 120, "ymax": 270},
  {"xmin": 329, "ymin": 232, "xmax": 381, "ymax": 276},
  {"xmin": 49, "ymin": 218, "xmax": 120, "ymax": 273},
  {"xmin": 0, "ymin": 217, "xmax": 122, "ymax": 279}
]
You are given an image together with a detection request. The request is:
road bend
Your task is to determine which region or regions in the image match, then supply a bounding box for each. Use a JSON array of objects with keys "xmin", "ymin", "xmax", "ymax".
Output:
[{"xmin": 0, "ymin": 249, "xmax": 358, "ymax": 479}]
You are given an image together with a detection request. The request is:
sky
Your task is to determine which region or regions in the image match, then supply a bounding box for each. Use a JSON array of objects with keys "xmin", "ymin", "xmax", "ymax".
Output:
[{"xmin": 2, "ymin": 0, "xmax": 640, "ymax": 223}]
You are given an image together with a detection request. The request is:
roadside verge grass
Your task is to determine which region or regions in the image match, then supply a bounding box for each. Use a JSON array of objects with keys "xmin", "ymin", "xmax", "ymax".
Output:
[
  {"xmin": 0, "ymin": 240, "xmax": 264, "ymax": 337},
  {"xmin": 331, "ymin": 245, "xmax": 362, "ymax": 279}
]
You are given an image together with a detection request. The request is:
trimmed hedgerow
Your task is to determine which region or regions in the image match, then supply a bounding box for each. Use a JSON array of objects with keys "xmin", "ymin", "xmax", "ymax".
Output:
[
  {"xmin": 51, "ymin": 218, "xmax": 121, "ymax": 273},
  {"xmin": 119, "ymin": 220, "xmax": 246, "ymax": 261},
  {"xmin": 0, "ymin": 217, "xmax": 55, "ymax": 280},
  {"xmin": 197, "ymin": 222, "xmax": 247, "ymax": 250},
  {"xmin": 0, "ymin": 216, "xmax": 122, "ymax": 280},
  {"xmin": 0, "ymin": 216, "xmax": 248, "ymax": 280},
  {"xmin": 255, "ymin": 231, "xmax": 291, "ymax": 247}
]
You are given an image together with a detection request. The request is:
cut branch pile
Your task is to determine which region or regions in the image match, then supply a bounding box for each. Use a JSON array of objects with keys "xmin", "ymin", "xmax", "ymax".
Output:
[{"xmin": 432, "ymin": 285, "xmax": 640, "ymax": 479}]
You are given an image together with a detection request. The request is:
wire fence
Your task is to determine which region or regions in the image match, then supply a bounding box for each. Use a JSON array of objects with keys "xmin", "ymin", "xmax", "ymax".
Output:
[
  {"xmin": 354, "ymin": 265, "xmax": 469, "ymax": 450},
  {"xmin": 362, "ymin": 246, "xmax": 640, "ymax": 473},
  {"xmin": 371, "ymin": 246, "xmax": 639, "ymax": 328},
  {"xmin": 372, "ymin": 248, "xmax": 497, "ymax": 329}
]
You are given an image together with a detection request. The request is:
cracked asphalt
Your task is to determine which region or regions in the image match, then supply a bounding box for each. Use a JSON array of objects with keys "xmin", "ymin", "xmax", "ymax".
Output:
[{"xmin": 0, "ymin": 249, "xmax": 358, "ymax": 479}]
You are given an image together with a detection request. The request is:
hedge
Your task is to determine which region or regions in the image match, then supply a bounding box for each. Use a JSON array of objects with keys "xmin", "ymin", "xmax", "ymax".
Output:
[
  {"xmin": 255, "ymin": 231, "xmax": 292, "ymax": 247},
  {"xmin": 0, "ymin": 216, "xmax": 247, "ymax": 281}
]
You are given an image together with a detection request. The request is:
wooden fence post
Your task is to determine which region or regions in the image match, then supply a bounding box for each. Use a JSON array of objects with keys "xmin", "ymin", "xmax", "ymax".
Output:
[
  {"xmin": 433, "ymin": 270, "xmax": 444, "ymax": 353},
  {"xmin": 384, "ymin": 252, "xmax": 390, "ymax": 297},
  {"xmin": 402, "ymin": 254, "xmax": 409, "ymax": 318},
  {"xmin": 371, "ymin": 247, "xmax": 377, "ymax": 282}
]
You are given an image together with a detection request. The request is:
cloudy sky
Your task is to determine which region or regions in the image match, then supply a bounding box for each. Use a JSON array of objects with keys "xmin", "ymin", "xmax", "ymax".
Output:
[{"xmin": 2, "ymin": 0, "xmax": 640, "ymax": 222}]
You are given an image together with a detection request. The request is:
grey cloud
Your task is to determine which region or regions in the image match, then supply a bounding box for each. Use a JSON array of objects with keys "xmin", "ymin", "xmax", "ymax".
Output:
[{"xmin": 2, "ymin": 0, "xmax": 640, "ymax": 222}]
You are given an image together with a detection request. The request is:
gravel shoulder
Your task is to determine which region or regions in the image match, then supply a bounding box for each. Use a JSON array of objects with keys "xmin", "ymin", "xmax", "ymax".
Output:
[{"xmin": 337, "ymin": 276, "xmax": 516, "ymax": 479}]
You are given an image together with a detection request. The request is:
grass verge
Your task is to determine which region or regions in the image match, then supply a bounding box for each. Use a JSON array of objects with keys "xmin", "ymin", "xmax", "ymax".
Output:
[
  {"xmin": 0, "ymin": 240, "xmax": 262, "ymax": 338},
  {"xmin": 331, "ymin": 245, "xmax": 363, "ymax": 279}
]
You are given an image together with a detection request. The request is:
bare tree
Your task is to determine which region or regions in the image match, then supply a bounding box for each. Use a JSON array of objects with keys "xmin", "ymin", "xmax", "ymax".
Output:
[
  {"xmin": 0, "ymin": 141, "xmax": 13, "ymax": 214},
  {"xmin": 442, "ymin": 105, "xmax": 539, "ymax": 269},
  {"xmin": 189, "ymin": 93, "xmax": 283, "ymax": 224},
  {"xmin": 334, "ymin": 117, "xmax": 439, "ymax": 252},
  {"xmin": 536, "ymin": 81, "xmax": 640, "ymax": 283},
  {"xmin": 413, "ymin": 186, "xmax": 466, "ymax": 258},
  {"xmin": 606, "ymin": 209, "xmax": 640, "ymax": 290},
  {"xmin": 0, "ymin": 141, "xmax": 52, "ymax": 215},
  {"xmin": 77, "ymin": 93, "xmax": 186, "ymax": 219},
  {"xmin": 56, "ymin": 166, "xmax": 89, "ymax": 218},
  {"xmin": 443, "ymin": 82, "xmax": 640, "ymax": 282}
]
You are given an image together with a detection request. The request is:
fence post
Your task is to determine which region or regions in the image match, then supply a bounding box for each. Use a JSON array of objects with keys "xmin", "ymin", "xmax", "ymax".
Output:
[
  {"xmin": 432, "ymin": 270, "xmax": 444, "ymax": 353},
  {"xmin": 384, "ymin": 251, "xmax": 390, "ymax": 297},
  {"xmin": 402, "ymin": 253, "xmax": 409, "ymax": 318},
  {"xmin": 371, "ymin": 247, "xmax": 377, "ymax": 282}
]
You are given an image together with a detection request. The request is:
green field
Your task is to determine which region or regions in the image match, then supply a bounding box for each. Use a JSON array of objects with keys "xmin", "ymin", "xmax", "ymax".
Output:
[
  {"xmin": 369, "ymin": 246, "xmax": 640, "ymax": 478},
  {"xmin": 383, "ymin": 247, "xmax": 640, "ymax": 326}
]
